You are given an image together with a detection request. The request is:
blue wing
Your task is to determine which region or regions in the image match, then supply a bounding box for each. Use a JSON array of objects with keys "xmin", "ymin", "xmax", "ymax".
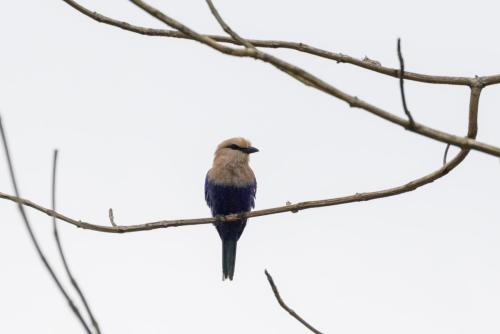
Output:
[{"xmin": 205, "ymin": 173, "xmax": 213, "ymax": 209}]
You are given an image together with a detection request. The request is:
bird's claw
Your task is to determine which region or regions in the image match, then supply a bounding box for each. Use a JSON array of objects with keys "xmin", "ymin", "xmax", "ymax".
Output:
[{"xmin": 214, "ymin": 214, "xmax": 225, "ymax": 223}]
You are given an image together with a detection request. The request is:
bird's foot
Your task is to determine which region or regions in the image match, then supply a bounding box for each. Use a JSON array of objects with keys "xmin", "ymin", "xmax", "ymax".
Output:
[{"xmin": 214, "ymin": 214, "xmax": 225, "ymax": 224}]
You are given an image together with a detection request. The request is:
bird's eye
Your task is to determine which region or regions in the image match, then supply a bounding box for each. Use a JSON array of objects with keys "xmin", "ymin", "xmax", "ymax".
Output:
[{"xmin": 226, "ymin": 144, "xmax": 240, "ymax": 150}]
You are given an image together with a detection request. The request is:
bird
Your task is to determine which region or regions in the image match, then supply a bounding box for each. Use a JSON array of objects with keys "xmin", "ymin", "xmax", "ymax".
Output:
[{"xmin": 205, "ymin": 137, "xmax": 258, "ymax": 280}]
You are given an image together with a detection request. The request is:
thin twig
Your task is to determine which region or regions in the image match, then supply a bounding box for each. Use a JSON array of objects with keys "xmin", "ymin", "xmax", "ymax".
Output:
[
  {"xmin": 264, "ymin": 270, "xmax": 323, "ymax": 334},
  {"xmin": 51, "ymin": 150, "xmax": 102, "ymax": 334},
  {"xmin": 397, "ymin": 38, "xmax": 415, "ymax": 128},
  {"xmin": 443, "ymin": 144, "xmax": 451, "ymax": 166},
  {"xmin": 108, "ymin": 208, "xmax": 116, "ymax": 227},
  {"xmin": 205, "ymin": 0, "xmax": 254, "ymax": 49},
  {"xmin": 204, "ymin": 1, "xmax": 316, "ymax": 89},
  {"xmin": 0, "ymin": 117, "xmax": 92, "ymax": 334},
  {"xmin": 204, "ymin": 1, "xmax": 307, "ymax": 86}
]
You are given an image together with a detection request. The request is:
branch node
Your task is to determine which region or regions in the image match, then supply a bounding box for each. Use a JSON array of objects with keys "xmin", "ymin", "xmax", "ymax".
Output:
[
  {"xmin": 285, "ymin": 201, "xmax": 299, "ymax": 213},
  {"xmin": 471, "ymin": 75, "xmax": 485, "ymax": 89},
  {"xmin": 362, "ymin": 56, "xmax": 381, "ymax": 66},
  {"xmin": 205, "ymin": 0, "xmax": 256, "ymax": 50},
  {"xmin": 349, "ymin": 96, "xmax": 360, "ymax": 108}
]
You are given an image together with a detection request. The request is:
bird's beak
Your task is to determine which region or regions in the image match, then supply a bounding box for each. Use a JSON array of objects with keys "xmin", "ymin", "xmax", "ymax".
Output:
[{"xmin": 242, "ymin": 146, "xmax": 259, "ymax": 154}]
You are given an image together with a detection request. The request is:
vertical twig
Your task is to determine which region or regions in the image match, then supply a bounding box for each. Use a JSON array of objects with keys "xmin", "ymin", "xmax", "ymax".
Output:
[
  {"xmin": 0, "ymin": 116, "xmax": 92, "ymax": 334},
  {"xmin": 264, "ymin": 270, "xmax": 323, "ymax": 334},
  {"xmin": 397, "ymin": 38, "xmax": 415, "ymax": 128},
  {"xmin": 51, "ymin": 150, "xmax": 102, "ymax": 334},
  {"xmin": 108, "ymin": 208, "xmax": 116, "ymax": 227},
  {"xmin": 443, "ymin": 144, "xmax": 451, "ymax": 166}
]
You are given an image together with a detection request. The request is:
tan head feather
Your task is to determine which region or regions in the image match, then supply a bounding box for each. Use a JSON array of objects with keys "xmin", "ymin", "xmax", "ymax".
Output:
[{"xmin": 207, "ymin": 137, "xmax": 257, "ymax": 186}]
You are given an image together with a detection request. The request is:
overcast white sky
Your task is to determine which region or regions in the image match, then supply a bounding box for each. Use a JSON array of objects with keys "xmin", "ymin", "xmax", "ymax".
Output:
[{"xmin": 2, "ymin": 0, "xmax": 500, "ymax": 333}]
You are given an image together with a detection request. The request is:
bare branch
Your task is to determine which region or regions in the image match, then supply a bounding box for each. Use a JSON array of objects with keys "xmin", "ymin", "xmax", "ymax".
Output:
[
  {"xmin": 124, "ymin": 1, "xmax": 500, "ymax": 158},
  {"xmin": 129, "ymin": 0, "xmax": 246, "ymax": 56},
  {"xmin": 51, "ymin": 150, "xmax": 101, "ymax": 334},
  {"xmin": 0, "ymin": 117, "xmax": 92, "ymax": 334},
  {"xmin": 264, "ymin": 270, "xmax": 323, "ymax": 334},
  {"xmin": 60, "ymin": 0, "xmax": 500, "ymax": 87},
  {"xmin": 204, "ymin": 1, "xmax": 310, "ymax": 88},
  {"xmin": 397, "ymin": 38, "xmax": 415, "ymax": 128}
]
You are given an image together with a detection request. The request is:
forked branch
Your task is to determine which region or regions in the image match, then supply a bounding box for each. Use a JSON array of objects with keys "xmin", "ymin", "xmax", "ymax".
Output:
[
  {"xmin": 57, "ymin": 0, "xmax": 500, "ymax": 156},
  {"xmin": 125, "ymin": 0, "xmax": 497, "ymax": 158}
]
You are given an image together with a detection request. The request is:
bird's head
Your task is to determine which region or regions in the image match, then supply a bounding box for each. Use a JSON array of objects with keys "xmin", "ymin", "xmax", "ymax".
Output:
[{"xmin": 213, "ymin": 137, "xmax": 259, "ymax": 166}]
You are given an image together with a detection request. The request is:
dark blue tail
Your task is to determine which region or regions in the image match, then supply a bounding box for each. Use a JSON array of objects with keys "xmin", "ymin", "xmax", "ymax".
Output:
[{"xmin": 222, "ymin": 239, "xmax": 237, "ymax": 280}]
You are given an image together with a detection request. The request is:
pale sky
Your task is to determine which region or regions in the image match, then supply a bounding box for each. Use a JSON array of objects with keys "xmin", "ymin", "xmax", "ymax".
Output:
[{"xmin": 1, "ymin": 1, "xmax": 500, "ymax": 333}]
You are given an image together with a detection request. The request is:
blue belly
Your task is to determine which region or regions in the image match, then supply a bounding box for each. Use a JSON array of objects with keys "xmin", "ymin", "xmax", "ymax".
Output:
[{"xmin": 205, "ymin": 182, "xmax": 255, "ymax": 216}]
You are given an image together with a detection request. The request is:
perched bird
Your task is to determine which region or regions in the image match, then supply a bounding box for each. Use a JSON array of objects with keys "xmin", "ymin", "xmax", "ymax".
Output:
[{"xmin": 205, "ymin": 137, "xmax": 258, "ymax": 280}]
